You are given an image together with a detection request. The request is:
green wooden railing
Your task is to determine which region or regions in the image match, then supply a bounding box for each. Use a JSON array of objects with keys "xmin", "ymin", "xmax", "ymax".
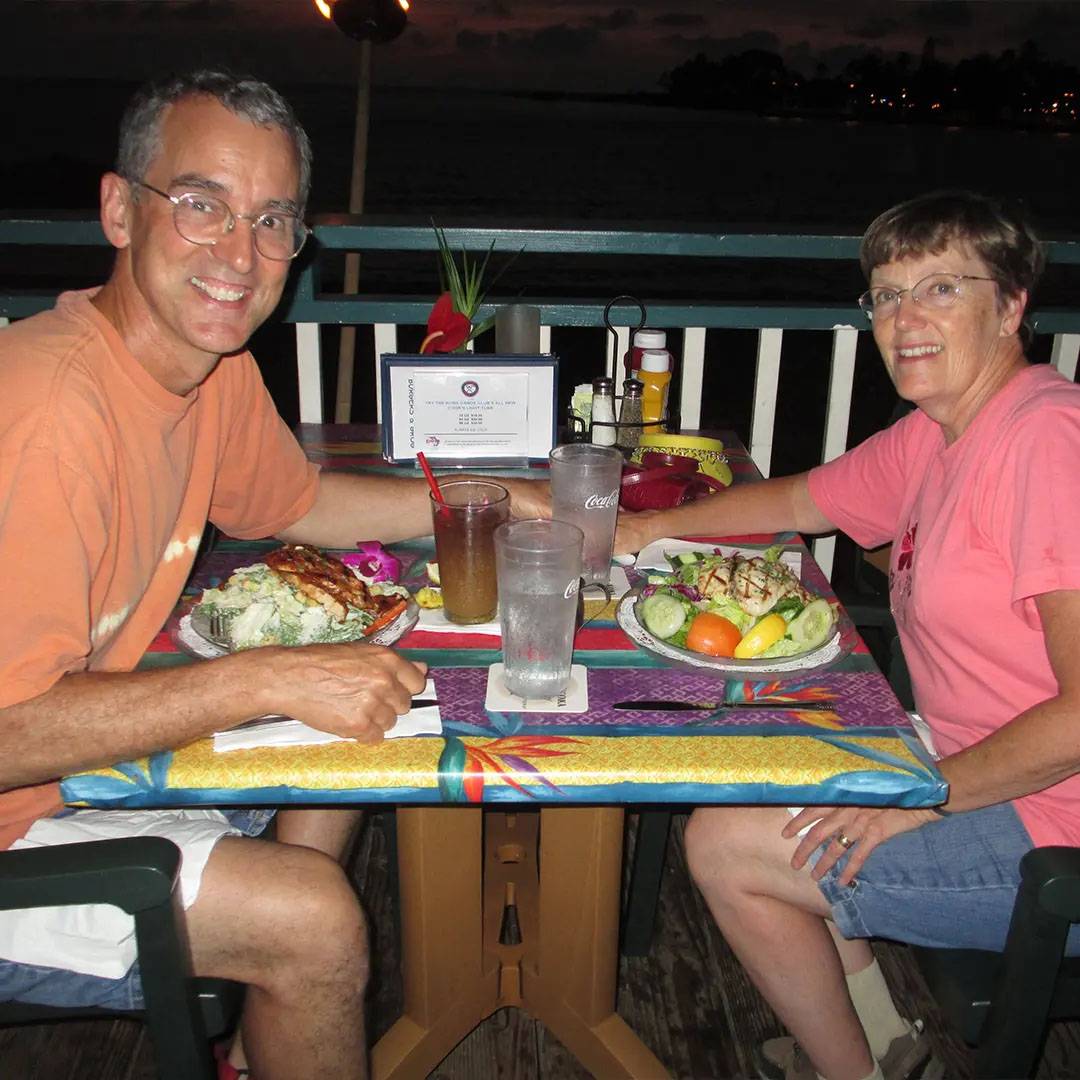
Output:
[{"xmin": 4, "ymin": 215, "xmax": 1079, "ymax": 575}]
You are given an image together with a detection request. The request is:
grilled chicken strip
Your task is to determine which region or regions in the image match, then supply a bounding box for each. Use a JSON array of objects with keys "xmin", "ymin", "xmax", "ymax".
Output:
[
  {"xmin": 264, "ymin": 544, "xmax": 391, "ymax": 622},
  {"xmin": 730, "ymin": 556, "xmax": 810, "ymax": 617}
]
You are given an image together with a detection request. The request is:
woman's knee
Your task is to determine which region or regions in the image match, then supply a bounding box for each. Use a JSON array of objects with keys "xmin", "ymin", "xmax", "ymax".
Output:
[{"xmin": 684, "ymin": 806, "xmax": 790, "ymax": 891}]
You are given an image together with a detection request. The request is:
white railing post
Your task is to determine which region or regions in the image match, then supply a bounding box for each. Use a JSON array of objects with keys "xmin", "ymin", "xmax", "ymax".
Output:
[
  {"xmin": 680, "ymin": 327, "xmax": 706, "ymax": 430},
  {"xmin": 749, "ymin": 328, "xmax": 783, "ymax": 477},
  {"xmin": 1052, "ymin": 333, "xmax": 1080, "ymax": 381},
  {"xmin": 296, "ymin": 323, "xmax": 323, "ymax": 424},
  {"xmin": 811, "ymin": 326, "xmax": 859, "ymax": 580},
  {"xmin": 373, "ymin": 323, "xmax": 398, "ymax": 423},
  {"xmin": 539, "ymin": 324, "xmax": 552, "ymax": 354}
]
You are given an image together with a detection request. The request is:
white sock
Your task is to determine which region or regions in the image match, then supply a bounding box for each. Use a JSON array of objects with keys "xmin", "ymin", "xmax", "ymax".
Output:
[{"xmin": 846, "ymin": 959, "xmax": 912, "ymax": 1060}]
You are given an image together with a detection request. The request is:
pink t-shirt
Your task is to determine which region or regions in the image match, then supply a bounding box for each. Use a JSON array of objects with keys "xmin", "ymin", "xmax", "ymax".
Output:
[{"xmin": 809, "ymin": 365, "xmax": 1080, "ymax": 848}]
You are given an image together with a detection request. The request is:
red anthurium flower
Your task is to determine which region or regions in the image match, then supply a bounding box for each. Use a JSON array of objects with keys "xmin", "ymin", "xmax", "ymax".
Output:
[{"xmin": 419, "ymin": 292, "xmax": 471, "ymax": 354}]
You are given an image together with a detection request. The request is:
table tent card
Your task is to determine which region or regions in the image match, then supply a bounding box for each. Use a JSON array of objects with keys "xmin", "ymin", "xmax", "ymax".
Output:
[{"xmin": 381, "ymin": 354, "xmax": 558, "ymax": 465}]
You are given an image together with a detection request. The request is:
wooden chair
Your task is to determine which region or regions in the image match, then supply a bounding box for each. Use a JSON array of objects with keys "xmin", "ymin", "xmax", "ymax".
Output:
[{"xmin": 0, "ymin": 835, "xmax": 242, "ymax": 1080}]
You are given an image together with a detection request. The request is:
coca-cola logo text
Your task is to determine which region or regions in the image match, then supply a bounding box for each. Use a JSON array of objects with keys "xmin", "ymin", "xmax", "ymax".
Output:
[{"xmin": 584, "ymin": 490, "xmax": 619, "ymax": 510}]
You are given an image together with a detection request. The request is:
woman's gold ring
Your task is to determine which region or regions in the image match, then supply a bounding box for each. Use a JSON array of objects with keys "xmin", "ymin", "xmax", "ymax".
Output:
[{"xmin": 836, "ymin": 833, "xmax": 855, "ymax": 850}]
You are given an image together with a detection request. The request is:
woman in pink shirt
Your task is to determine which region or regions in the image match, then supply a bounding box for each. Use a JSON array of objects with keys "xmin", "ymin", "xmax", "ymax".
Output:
[{"xmin": 616, "ymin": 191, "xmax": 1080, "ymax": 1080}]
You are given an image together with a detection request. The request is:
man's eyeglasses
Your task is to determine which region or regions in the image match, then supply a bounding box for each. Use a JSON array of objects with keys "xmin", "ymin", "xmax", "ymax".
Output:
[
  {"xmin": 858, "ymin": 273, "xmax": 996, "ymax": 319},
  {"xmin": 128, "ymin": 179, "xmax": 309, "ymax": 262}
]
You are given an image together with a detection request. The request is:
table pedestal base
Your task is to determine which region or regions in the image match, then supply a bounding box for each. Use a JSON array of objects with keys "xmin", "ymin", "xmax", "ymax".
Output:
[{"xmin": 372, "ymin": 807, "xmax": 668, "ymax": 1080}]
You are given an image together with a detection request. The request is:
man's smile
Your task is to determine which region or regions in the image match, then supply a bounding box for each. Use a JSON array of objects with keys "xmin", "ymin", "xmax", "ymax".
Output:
[{"xmin": 189, "ymin": 275, "xmax": 249, "ymax": 303}]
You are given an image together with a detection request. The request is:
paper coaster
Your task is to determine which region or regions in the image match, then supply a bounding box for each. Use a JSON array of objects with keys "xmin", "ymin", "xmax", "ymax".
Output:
[{"xmin": 484, "ymin": 663, "xmax": 589, "ymax": 713}]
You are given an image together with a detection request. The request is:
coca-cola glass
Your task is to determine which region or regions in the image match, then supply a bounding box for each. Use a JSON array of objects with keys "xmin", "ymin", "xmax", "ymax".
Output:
[{"xmin": 548, "ymin": 443, "xmax": 622, "ymax": 585}]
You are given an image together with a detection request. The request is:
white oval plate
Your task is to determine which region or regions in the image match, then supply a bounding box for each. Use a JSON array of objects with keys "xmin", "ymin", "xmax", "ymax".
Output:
[
  {"xmin": 175, "ymin": 597, "xmax": 420, "ymax": 660},
  {"xmin": 616, "ymin": 583, "xmax": 848, "ymax": 677}
]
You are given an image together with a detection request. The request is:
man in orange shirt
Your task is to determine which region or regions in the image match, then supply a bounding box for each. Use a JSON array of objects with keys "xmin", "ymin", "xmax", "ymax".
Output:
[{"xmin": 0, "ymin": 71, "xmax": 541, "ymax": 1079}]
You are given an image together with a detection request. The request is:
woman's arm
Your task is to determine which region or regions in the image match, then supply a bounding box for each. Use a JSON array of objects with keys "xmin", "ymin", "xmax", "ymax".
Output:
[
  {"xmin": 614, "ymin": 471, "xmax": 837, "ymax": 554},
  {"xmin": 788, "ymin": 588, "xmax": 1080, "ymax": 885},
  {"xmin": 935, "ymin": 588, "xmax": 1080, "ymax": 809}
]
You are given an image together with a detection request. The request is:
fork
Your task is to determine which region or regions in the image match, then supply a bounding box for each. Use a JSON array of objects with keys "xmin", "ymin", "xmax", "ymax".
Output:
[{"xmin": 208, "ymin": 611, "xmax": 230, "ymax": 644}]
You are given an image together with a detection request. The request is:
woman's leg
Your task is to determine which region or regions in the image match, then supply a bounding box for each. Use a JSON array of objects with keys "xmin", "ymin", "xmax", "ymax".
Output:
[{"xmin": 684, "ymin": 806, "xmax": 875, "ymax": 1080}]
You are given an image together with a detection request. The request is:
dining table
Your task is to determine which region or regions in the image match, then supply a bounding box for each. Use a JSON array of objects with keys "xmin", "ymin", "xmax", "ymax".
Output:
[{"xmin": 62, "ymin": 424, "xmax": 945, "ymax": 1080}]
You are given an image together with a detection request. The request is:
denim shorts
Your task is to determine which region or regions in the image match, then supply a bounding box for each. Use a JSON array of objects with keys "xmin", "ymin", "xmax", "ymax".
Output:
[
  {"xmin": 815, "ymin": 800, "xmax": 1080, "ymax": 955},
  {"xmin": 0, "ymin": 807, "xmax": 274, "ymax": 1011}
]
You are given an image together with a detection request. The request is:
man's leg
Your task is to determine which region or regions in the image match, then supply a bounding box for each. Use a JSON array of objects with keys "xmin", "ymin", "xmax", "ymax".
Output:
[
  {"xmin": 684, "ymin": 806, "xmax": 875, "ymax": 1080},
  {"xmin": 185, "ymin": 834, "xmax": 369, "ymax": 1080},
  {"xmin": 276, "ymin": 807, "xmax": 364, "ymax": 863}
]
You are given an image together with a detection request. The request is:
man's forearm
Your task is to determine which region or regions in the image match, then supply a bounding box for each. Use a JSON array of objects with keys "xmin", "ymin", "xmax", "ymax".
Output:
[
  {"xmin": 279, "ymin": 471, "xmax": 435, "ymax": 547},
  {"xmin": 0, "ymin": 652, "xmax": 272, "ymax": 790}
]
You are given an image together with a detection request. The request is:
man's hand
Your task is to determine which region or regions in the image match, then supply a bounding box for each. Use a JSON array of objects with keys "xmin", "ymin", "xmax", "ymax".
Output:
[
  {"xmin": 255, "ymin": 643, "xmax": 428, "ymax": 744},
  {"xmin": 784, "ymin": 804, "xmax": 938, "ymax": 887}
]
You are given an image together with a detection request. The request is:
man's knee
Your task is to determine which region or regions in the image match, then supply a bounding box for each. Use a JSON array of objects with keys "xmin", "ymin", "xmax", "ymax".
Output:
[
  {"xmin": 191, "ymin": 839, "xmax": 368, "ymax": 989},
  {"xmin": 264, "ymin": 846, "xmax": 368, "ymax": 972}
]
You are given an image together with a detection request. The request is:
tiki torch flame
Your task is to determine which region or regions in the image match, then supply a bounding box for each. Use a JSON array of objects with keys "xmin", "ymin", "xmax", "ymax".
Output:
[{"xmin": 314, "ymin": 0, "xmax": 332, "ymax": 19}]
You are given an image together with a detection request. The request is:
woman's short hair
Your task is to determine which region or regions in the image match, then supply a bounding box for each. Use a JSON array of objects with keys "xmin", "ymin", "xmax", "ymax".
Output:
[
  {"xmin": 116, "ymin": 69, "xmax": 312, "ymax": 209},
  {"xmin": 860, "ymin": 190, "xmax": 1045, "ymax": 300}
]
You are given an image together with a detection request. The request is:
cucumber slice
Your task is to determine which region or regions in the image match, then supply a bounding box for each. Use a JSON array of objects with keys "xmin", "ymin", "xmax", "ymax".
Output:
[
  {"xmin": 639, "ymin": 592, "xmax": 688, "ymax": 640},
  {"xmin": 787, "ymin": 599, "xmax": 835, "ymax": 651}
]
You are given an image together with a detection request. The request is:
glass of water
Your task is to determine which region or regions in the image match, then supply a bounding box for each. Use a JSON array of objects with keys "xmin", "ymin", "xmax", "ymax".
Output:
[
  {"xmin": 548, "ymin": 443, "xmax": 623, "ymax": 585},
  {"xmin": 494, "ymin": 518, "xmax": 584, "ymax": 698}
]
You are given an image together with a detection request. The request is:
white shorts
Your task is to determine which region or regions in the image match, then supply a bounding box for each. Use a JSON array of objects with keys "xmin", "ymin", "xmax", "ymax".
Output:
[{"xmin": 0, "ymin": 807, "xmax": 271, "ymax": 979}]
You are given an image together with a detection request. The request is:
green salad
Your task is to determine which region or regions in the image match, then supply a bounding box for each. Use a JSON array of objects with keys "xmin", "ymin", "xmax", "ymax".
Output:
[
  {"xmin": 638, "ymin": 547, "xmax": 836, "ymax": 660},
  {"xmin": 196, "ymin": 564, "xmax": 408, "ymax": 650}
]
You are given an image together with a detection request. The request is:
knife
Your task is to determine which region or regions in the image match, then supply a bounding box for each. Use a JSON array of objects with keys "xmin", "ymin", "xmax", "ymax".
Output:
[
  {"xmin": 611, "ymin": 699, "xmax": 836, "ymax": 712},
  {"xmin": 237, "ymin": 699, "xmax": 440, "ymax": 731}
]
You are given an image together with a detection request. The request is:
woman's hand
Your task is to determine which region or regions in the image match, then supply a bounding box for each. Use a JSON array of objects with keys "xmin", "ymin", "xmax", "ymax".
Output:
[
  {"xmin": 613, "ymin": 508, "xmax": 668, "ymax": 557},
  {"xmin": 497, "ymin": 477, "xmax": 551, "ymax": 521},
  {"xmin": 784, "ymin": 805, "xmax": 938, "ymax": 887}
]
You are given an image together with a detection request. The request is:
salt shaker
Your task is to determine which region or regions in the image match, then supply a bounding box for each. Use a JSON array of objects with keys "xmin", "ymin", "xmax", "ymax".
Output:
[
  {"xmin": 590, "ymin": 377, "xmax": 617, "ymax": 446},
  {"xmin": 617, "ymin": 378, "xmax": 644, "ymax": 451}
]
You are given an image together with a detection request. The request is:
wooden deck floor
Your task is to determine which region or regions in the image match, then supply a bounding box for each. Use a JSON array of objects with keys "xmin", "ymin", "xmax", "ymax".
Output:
[{"xmin": 3, "ymin": 812, "xmax": 1079, "ymax": 1079}]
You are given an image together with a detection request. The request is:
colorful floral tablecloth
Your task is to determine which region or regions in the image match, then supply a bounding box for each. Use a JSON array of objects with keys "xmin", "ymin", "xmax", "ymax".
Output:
[{"xmin": 62, "ymin": 428, "xmax": 944, "ymax": 811}]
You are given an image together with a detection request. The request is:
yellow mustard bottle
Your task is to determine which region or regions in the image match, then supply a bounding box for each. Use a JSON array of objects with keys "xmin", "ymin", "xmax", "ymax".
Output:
[{"xmin": 638, "ymin": 349, "xmax": 671, "ymax": 433}]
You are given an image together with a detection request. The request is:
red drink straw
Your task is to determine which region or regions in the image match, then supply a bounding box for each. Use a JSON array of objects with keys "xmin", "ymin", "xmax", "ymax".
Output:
[{"xmin": 416, "ymin": 451, "xmax": 445, "ymax": 506}]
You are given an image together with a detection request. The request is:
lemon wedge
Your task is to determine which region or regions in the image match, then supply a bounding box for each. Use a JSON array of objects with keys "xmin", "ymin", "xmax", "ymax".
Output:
[{"xmin": 733, "ymin": 613, "xmax": 787, "ymax": 659}]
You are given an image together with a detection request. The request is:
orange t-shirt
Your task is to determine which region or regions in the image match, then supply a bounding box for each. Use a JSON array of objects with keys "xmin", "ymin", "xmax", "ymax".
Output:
[{"xmin": 0, "ymin": 290, "xmax": 320, "ymax": 848}]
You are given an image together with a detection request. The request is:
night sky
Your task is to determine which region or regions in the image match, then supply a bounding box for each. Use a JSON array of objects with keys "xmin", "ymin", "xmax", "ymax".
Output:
[{"xmin": 8, "ymin": 1, "xmax": 1080, "ymax": 92}]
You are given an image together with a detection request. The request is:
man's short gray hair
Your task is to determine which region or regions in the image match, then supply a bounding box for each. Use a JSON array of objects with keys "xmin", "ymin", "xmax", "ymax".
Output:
[{"xmin": 116, "ymin": 69, "xmax": 312, "ymax": 208}]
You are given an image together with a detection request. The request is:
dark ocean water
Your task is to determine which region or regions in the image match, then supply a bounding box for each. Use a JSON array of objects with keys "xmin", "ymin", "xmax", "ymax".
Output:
[{"xmin": 3, "ymin": 79, "xmax": 1076, "ymax": 478}]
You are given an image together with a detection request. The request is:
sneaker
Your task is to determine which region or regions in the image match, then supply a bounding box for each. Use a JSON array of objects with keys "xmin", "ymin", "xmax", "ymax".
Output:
[
  {"xmin": 879, "ymin": 1020, "xmax": 932, "ymax": 1078},
  {"xmin": 755, "ymin": 1037, "xmax": 816, "ymax": 1080},
  {"xmin": 755, "ymin": 1021, "xmax": 932, "ymax": 1080}
]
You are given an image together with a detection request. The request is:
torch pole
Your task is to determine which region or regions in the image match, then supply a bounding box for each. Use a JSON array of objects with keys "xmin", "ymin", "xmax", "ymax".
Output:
[{"xmin": 334, "ymin": 39, "xmax": 372, "ymax": 423}]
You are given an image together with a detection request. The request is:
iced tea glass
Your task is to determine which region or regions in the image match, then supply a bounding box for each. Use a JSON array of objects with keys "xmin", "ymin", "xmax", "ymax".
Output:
[
  {"xmin": 430, "ymin": 479, "xmax": 510, "ymax": 624},
  {"xmin": 548, "ymin": 443, "xmax": 622, "ymax": 585},
  {"xmin": 495, "ymin": 518, "xmax": 584, "ymax": 698}
]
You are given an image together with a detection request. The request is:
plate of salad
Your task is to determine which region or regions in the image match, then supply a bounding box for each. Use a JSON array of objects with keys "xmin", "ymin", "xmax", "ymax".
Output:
[
  {"xmin": 615, "ymin": 546, "xmax": 849, "ymax": 675},
  {"xmin": 177, "ymin": 544, "xmax": 418, "ymax": 658}
]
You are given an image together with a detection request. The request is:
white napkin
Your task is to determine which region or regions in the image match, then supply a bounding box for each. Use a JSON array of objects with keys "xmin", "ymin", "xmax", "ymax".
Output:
[
  {"xmin": 634, "ymin": 538, "xmax": 801, "ymax": 576},
  {"xmin": 484, "ymin": 663, "xmax": 589, "ymax": 713},
  {"xmin": 415, "ymin": 607, "xmax": 501, "ymax": 636},
  {"xmin": 212, "ymin": 679, "xmax": 441, "ymax": 752}
]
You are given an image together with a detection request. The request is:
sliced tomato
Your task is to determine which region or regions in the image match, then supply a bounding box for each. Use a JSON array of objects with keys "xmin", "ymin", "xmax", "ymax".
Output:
[
  {"xmin": 685, "ymin": 612, "xmax": 742, "ymax": 657},
  {"xmin": 363, "ymin": 598, "xmax": 408, "ymax": 637}
]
